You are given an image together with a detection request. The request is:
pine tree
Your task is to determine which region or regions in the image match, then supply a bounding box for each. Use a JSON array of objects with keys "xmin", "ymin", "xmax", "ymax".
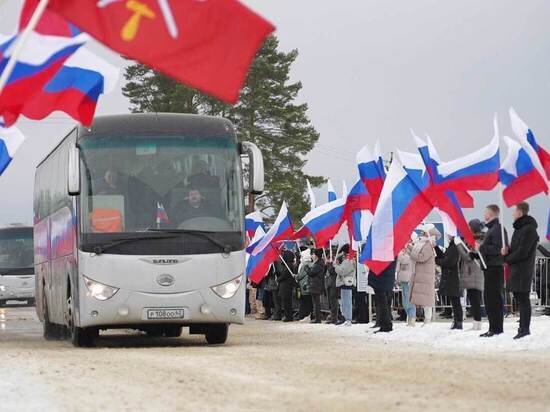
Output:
[{"xmin": 122, "ymin": 36, "xmax": 324, "ymax": 220}]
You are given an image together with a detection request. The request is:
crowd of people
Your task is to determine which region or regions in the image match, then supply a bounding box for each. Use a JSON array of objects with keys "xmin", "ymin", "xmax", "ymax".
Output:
[{"xmin": 245, "ymin": 201, "xmax": 541, "ymax": 340}]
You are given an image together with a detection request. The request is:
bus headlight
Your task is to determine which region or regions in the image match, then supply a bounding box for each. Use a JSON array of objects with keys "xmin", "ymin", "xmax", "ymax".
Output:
[
  {"xmin": 0, "ymin": 285, "xmax": 6, "ymax": 292},
  {"xmin": 84, "ymin": 276, "xmax": 119, "ymax": 301},
  {"xmin": 211, "ymin": 275, "xmax": 242, "ymax": 299}
]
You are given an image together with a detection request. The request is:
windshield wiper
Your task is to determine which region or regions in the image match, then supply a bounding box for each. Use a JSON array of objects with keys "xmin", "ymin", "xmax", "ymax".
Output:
[
  {"xmin": 145, "ymin": 229, "xmax": 232, "ymax": 254},
  {"xmin": 92, "ymin": 233, "xmax": 181, "ymax": 255}
]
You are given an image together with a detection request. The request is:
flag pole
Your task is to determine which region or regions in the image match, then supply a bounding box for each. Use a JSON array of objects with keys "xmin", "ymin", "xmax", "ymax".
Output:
[
  {"xmin": 498, "ymin": 182, "xmax": 506, "ymax": 248},
  {"xmin": 0, "ymin": 0, "xmax": 50, "ymax": 95}
]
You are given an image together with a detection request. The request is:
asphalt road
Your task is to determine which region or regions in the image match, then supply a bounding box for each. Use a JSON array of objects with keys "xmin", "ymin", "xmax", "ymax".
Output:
[{"xmin": 1, "ymin": 305, "xmax": 549, "ymax": 412}]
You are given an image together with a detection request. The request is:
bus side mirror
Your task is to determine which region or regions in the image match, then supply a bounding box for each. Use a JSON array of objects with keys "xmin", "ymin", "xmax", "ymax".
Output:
[
  {"xmin": 68, "ymin": 143, "xmax": 81, "ymax": 196},
  {"xmin": 241, "ymin": 141, "xmax": 264, "ymax": 194}
]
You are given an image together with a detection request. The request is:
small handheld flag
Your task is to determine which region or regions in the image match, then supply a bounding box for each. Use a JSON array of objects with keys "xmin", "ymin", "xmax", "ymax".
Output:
[{"xmin": 156, "ymin": 202, "xmax": 170, "ymax": 227}]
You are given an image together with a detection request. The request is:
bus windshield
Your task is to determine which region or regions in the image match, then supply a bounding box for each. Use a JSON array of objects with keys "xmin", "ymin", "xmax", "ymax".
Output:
[
  {"xmin": 0, "ymin": 229, "xmax": 34, "ymax": 271},
  {"xmin": 79, "ymin": 135, "xmax": 244, "ymax": 237}
]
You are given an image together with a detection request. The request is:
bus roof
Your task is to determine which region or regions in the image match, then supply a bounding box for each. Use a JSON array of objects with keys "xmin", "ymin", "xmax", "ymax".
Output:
[
  {"xmin": 78, "ymin": 113, "xmax": 236, "ymax": 140},
  {"xmin": 0, "ymin": 226, "xmax": 33, "ymax": 236},
  {"xmin": 37, "ymin": 113, "xmax": 237, "ymax": 169}
]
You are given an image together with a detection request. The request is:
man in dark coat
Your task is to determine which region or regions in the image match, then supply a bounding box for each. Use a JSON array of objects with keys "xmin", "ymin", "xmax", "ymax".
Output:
[
  {"xmin": 325, "ymin": 261, "xmax": 340, "ymax": 324},
  {"xmin": 275, "ymin": 250, "xmax": 297, "ymax": 322},
  {"xmin": 502, "ymin": 202, "xmax": 539, "ymax": 339},
  {"xmin": 476, "ymin": 204, "xmax": 508, "ymax": 337},
  {"xmin": 368, "ymin": 260, "xmax": 396, "ymax": 333},
  {"xmin": 305, "ymin": 248, "xmax": 325, "ymax": 324},
  {"xmin": 435, "ymin": 238, "xmax": 462, "ymax": 329}
]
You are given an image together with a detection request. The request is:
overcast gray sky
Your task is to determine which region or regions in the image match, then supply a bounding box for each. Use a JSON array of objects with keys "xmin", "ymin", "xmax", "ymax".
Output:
[{"xmin": 0, "ymin": 0, "xmax": 548, "ymax": 235}]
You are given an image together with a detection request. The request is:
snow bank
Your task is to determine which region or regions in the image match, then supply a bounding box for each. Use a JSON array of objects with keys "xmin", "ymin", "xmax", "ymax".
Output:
[{"xmin": 281, "ymin": 317, "xmax": 550, "ymax": 354}]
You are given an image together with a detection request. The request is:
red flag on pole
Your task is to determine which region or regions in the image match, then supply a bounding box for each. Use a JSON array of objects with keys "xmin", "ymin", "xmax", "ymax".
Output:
[{"xmin": 43, "ymin": 0, "xmax": 275, "ymax": 103}]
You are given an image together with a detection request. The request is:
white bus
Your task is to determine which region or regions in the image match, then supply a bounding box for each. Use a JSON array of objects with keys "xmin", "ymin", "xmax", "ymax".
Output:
[
  {"xmin": 0, "ymin": 225, "xmax": 35, "ymax": 307},
  {"xmin": 34, "ymin": 114, "xmax": 264, "ymax": 346}
]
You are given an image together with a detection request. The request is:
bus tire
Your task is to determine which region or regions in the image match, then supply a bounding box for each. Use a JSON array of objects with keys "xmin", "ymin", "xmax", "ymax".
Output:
[
  {"xmin": 0, "ymin": 300, "xmax": 5, "ymax": 308},
  {"xmin": 71, "ymin": 326, "xmax": 97, "ymax": 348},
  {"xmin": 205, "ymin": 323, "xmax": 228, "ymax": 345},
  {"xmin": 43, "ymin": 292, "xmax": 63, "ymax": 340},
  {"xmin": 68, "ymin": 292, "xmax": 97, "ymax": 347}
]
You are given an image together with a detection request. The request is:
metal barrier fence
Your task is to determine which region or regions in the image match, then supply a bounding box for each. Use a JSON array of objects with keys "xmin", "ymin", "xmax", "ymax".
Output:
[{"xmin": 389, "ymin": 257, "xmax": 550, "ymax": 318}]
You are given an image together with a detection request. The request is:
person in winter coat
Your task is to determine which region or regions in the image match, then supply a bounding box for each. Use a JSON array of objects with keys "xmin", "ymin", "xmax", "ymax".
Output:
[
  {"xmin": 476, "ymin": 204, "xmax": 508, "ymax": 337},
  {"xmin": 305, "ymin": 248, "xmax": 325, "ymax": 324},
  {"xmin": 275, "ymin": 250, "xmax": 297, "ymax": 322},
  {"xmin": 408, "ymin": 225, "xmax": 437, "ymax": 325},
  {"xmin": 325, "ymin": 260, "xmax": 340, "ymax": 324},
  {"xmin": 502, "ymin": 202, "xmax": 539, "ymax": 339},
  {"xmin": 435, "ymin": 237, "xmax": 462, "ymax": 329},
  {"xmin": 263, "ymin": 266, "xmax": 281, "ymax": 320},
  {"xmin": 296, "ymin": 247, "xmax": 314, "ymax": 320},
  {"xmin": 368, "ymin": 260, "xmax": 396, "ymax": 333},
  {"xmin": 397, "ymin": 244, "xmax": 416, "ymax": 326},
  {"xmin": 456, "ymin": 219, "xmax": 485, "ymax": 330},
  {"xmin": 334, "ymin": 244, "xmax": 356, "ymax": 326}
]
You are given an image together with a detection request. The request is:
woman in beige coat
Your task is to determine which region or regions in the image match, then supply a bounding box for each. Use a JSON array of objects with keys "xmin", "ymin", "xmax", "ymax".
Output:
[{"xmin": 407, "ymin": 227, "xmax": 437, "ymax": 325}]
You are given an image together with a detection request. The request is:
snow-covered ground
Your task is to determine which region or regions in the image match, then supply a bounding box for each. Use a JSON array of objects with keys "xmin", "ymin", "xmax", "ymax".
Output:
[{"xmin": 285, "ymin": 316, "xmax": 550, "ymax": 354}]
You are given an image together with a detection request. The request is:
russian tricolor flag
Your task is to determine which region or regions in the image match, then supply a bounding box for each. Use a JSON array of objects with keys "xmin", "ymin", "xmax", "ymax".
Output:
[
  {"xmin": 0, "ymin": 32, "xmax": 87, "ymax": 125},
  {"xmin": 0, "ymin": 119, "xmax": 25, "ymax": 176},
  {"xmin": 435, "ymin": 118, "xmax": 500, "ymax": 192},
  {"xmin": 245, "ymin": 227, "xmax": 278, "ymax": 284},
  {"xmin": 510, "ymin": 107, "xmax": 550, "ymax": 181},
  {"xmin": 2, "ymin": 4, "xmax": 120, "ymax": 127},
  {"xmin": 345, "ymin": 179, "xmax": 373, "ymax": 242},
  {"xmin": 357, "ymin": 142, "xmax": 385, "ymax": 201},
  {"xmin": 245, "ymin": 211, "xmax": 265, "ymax": 239},
  {"xmin": 250, "ymin": 202, "xmax": 294, "ymax": 256},
  {"xmin": 360, "ymin": 157, "xmax": 433, "ymax": 274},
  {"xmin": 156, "ymin": 202, "xmax": 170, "ymax": 226},
  {"xmin": 293, "ymin": 197, "xmax": 346, "ymax": 247},
  {"xmin": 500, "ymin": 136, "xmax": 548, "ymax": 207}
]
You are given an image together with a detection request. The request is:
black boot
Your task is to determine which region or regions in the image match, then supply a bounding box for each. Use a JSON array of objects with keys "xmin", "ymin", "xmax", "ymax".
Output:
[
  {"xmin": 451, "ymin": 321, "xmax": 463, "ymax": 330},
  {"xmin": 513, "ymin": 328, "xmax": 530, "ymax": 340}
]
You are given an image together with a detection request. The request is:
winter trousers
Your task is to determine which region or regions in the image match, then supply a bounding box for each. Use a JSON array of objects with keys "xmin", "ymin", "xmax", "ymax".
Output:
[
  {"xmin": 467, "ymin": 289, "xmax": 482, "ymax": 322},
  {"xmin": 513, "ymin": 291, "xmax": 532, "ymax": 332},
  {"xmin": 340, "ymin": 288, "xmax": 353, "ymax": 322},
  {"xmin": 400, "ymin": 281, "xmax": 416, "ymax": 319},
  {"xmin": 311, "ymin": 293, "xmax": 322, "ymax": 323},
  {"xmin": 484, "ymin": 267, "xmax": 504, "ymax": 334},
  {"xmin": 279, "ymin": 285, "xmax": 294, "ymax": 321},
  {"xmin": 450, "ymin": 296, "xmax": 463, "ymax": 323},
  {"xmin": 353, "ymin": 291, "xmax": 370, "ymax": 323},
  {"xmin": 327, "ymin": 287, "xmax": 339, "ymax": 323},
  {"xmin": 374, "ymin": 289, "xmax": 392, "ymax": 331},
  {"xmin": 298, "ymin": 294, "xmax": 312, "ymax": 319}
]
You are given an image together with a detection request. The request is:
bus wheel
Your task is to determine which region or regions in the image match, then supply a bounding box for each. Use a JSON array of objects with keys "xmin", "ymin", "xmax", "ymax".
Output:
[
  {"xmin": 43, "ymin": 292, "xmax": 63, "ymax": 340},
  {"xmin": 67, "ymin": 295, "xmax": 97, "ymax": 347},
  {"xmin": 205, "ymin": 324, "xmax": 229, "ymax": 345},
  {"xmin": 0, "ymin": 300, "xmax": 5, "ymax": 308}
]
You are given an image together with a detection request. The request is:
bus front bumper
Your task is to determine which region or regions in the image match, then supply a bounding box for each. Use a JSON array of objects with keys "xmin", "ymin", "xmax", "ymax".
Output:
[{"xmin": 78, "ymin": 284, "xmax": 245, "ymax": 328}]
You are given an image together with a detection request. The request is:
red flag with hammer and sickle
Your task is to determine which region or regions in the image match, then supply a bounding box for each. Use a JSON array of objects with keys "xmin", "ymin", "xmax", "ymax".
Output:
[{"xmin": 40, "ymin": 0, "xmax": 275, "ymax": 103}]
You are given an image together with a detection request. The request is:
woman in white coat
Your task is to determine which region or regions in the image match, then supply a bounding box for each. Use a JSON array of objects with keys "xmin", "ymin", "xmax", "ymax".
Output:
[{"xmin": 407, "ymin": 225, "xmax": 437, "ymax": 325}]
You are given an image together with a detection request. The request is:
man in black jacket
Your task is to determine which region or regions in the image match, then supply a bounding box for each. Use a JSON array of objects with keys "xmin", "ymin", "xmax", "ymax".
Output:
[
  {"xmin": 305, "ymin": 248, "xmax": 325, "ymax": 324},
  {"xmin": 275, "ymin": 250, "xmax": 297, "ymax": 322},
  {"xmin": 476, "ymin": 204, "xmax": 508, "ymax": 337},
  {"xmin": 502, "ymin": 202, "xmax": 539, "ymax": 339}
]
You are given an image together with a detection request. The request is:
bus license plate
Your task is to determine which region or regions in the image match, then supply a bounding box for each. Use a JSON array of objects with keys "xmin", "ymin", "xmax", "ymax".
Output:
[{"xmin": 146, "ymin": 308, "xmax": 185, "ymax": 320}]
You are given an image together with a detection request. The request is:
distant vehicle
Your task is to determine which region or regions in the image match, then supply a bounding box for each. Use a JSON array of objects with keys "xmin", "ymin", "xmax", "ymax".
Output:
[
  {"xmin": 0, "ymin": 226, "xmax": 35, "ymax": 307},
  {"xmin": 34, "ymin": 114, "xmax": 264, "ymax": 346}
]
